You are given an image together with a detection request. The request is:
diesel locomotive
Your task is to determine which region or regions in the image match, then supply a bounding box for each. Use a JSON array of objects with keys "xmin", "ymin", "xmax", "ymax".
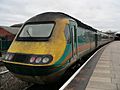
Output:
[{"xmin": 2, "ymin": 12, "xmax": 114, "ymax": 84}]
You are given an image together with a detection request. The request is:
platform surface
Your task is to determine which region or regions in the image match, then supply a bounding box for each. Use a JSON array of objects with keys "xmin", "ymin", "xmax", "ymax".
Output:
[
  {"xmin": 86, "ymin": 41, "xmax": 120, "ymax": 90},
  {"xmin": 64, "ymin": 41, "xmax": 120, "ymax": 90}
]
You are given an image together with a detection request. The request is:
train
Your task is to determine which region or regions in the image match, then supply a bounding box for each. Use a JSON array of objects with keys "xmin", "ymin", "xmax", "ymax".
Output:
[{"xmin": 2, "ymin": 12, "xmax": 114, "ymax": 84}]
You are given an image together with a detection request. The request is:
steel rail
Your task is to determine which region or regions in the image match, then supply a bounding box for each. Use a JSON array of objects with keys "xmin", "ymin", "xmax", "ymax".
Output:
[{"xmin": 0, "ymin": 70, "xmax": 9, "ymax": 75}]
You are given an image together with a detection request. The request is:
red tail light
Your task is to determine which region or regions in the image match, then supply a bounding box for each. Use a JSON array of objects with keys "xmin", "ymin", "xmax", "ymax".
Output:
[{"xmin": 30, "ymin": 56, "xmax": 36, "ymax": 63}]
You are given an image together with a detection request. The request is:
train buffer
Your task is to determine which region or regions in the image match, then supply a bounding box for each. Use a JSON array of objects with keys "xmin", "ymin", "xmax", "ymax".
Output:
[{"xmin": 61, "ymin": 41, "xmax": 120, "ymax": 90}]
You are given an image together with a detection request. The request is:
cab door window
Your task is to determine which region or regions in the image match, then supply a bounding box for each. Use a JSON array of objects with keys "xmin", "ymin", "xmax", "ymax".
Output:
[{"xmin": 64, "ymin": 25, "xmax": 70, "ymax": 44}]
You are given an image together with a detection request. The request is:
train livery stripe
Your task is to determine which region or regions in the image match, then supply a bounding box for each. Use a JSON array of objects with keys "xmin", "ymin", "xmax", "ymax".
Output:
[{"xmin": 56, "ymin": 42, "xmax": 93, "ymax": 65}]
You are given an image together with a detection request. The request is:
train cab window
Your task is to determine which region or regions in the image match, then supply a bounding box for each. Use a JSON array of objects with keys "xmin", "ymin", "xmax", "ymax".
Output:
[
  {"xmin": 17, "ymin": 22, "xmax": 55, "ymax": 41},
  {"xmin": 64, "ymin": 25, "xmax": 70, "ymax": 43}
]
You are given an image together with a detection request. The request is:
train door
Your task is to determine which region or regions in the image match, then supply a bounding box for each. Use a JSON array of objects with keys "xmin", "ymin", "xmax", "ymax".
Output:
[
  {"xmin": 90, "ymin": 31, "xmax": 96, "ymax": 50},
  {"xmin": 95, "ymin": 32, "xmax": 98, "ymax": 48},
  {"xmin": 69, "ymin": 20, "xmax": 78, "ymax": 61}
]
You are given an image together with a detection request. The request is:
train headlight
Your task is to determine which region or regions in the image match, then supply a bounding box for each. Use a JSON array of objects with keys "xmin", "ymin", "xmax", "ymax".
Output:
[
  {"xmin": 29, "ymin": 55, "xmax": 53, "ymax": 64},
  {"xmin": 30, "ymin": 56, "xmax": 36, "ymax": 63},
  {"xmin": 35, "ymin": 57, "xmax": 42, "ymax": 63},
  {"xmin": 4, "ymin": 53, "xmax": 14, "ymax": 60},
  {"xmin": 8, "ymin": 54, "xmax": 14, "ymax": 60},
  {"xmin": 42, "ymin": 57, "xmax": 50, "ymax": 64},
  {"xmin": 5, "ymin": 54, "xmax": 10, "ymax": 60}
]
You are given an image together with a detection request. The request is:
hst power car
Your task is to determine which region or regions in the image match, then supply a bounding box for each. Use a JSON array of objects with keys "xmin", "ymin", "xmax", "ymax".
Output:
[{"xmin": 2, "ymin": 12, "xmax": 114, "ymax": 84}]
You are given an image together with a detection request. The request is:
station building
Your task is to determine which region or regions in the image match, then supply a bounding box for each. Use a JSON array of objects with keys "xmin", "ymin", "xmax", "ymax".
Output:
[{"xmin": 0, "ymin": 24, "xmax": 22, "ymax": 55}]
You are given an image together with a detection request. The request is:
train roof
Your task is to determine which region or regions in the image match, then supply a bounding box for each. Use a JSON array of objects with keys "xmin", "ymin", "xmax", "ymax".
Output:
[{"xmin": 26, "ymin": 12, "xmax": 97, "ymax": 32}]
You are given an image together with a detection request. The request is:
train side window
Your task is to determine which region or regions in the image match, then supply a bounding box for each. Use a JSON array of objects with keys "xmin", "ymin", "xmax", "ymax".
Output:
[
  {"xmin": 77, "ymin": 27, "xmax": 86, "ymax": 43},
  {"xmin": 64, "ymin": 25, "xmax": 70, "ymax": 43}
]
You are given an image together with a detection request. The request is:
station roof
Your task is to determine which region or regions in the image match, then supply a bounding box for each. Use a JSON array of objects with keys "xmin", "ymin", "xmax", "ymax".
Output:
[{"xmin": 0, "ymin": 26, "xmax": 20, "ymax": 35}]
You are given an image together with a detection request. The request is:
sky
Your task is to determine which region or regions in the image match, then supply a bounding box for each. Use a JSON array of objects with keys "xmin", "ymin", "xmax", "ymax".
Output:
[{"xmin": 0, "ymin": 0, "xmax": 120, "ymax": 32}]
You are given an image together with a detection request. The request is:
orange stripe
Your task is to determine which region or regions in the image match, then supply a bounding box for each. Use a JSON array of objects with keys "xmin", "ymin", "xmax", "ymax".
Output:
[{"xmin": 61, "ymin": 43, "xmax": 91, "ymax": 64}]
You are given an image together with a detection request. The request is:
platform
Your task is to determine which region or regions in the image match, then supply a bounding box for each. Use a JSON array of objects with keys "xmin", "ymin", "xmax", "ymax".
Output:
[
  {"xmin": 86, "ymin": 41, "xmax": 120, "ymax": 90},
  {"xmin": 64, "ymin": 41, "xmax": 120, "ymax": 90}
]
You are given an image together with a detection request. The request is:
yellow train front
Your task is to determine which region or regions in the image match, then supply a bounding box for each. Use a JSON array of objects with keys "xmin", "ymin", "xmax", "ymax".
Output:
[
  {"xmin": 2, "ymin": 12, "xmax": 113, "ymax": 84},
  {"xmin": 2, "ymin": 12, "xmax": 75, "ymax": 84}
]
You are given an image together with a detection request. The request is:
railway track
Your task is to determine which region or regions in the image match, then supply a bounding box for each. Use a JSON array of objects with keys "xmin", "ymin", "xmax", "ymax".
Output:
[
  {"xmin": 0, "ymin": 60, "xmax": 9, "ymax": 75},
  {"xmin": 23, "ymin": 83, "xmax": 34, "ymax": 90},
  {"xmin": 0, "ymin": 70, "xmax": 9, "ymax": 75}
]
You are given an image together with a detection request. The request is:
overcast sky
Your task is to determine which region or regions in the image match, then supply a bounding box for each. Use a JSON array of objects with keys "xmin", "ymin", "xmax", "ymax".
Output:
[{"xmin": 0, "ymin": 0, "xmax": 120, "ymax": 32}]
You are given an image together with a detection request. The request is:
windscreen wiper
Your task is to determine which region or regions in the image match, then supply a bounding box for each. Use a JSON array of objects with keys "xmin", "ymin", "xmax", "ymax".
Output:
[{"xmin": 26, "ymin": 30, "xmax": 32, "ymax": 37}]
